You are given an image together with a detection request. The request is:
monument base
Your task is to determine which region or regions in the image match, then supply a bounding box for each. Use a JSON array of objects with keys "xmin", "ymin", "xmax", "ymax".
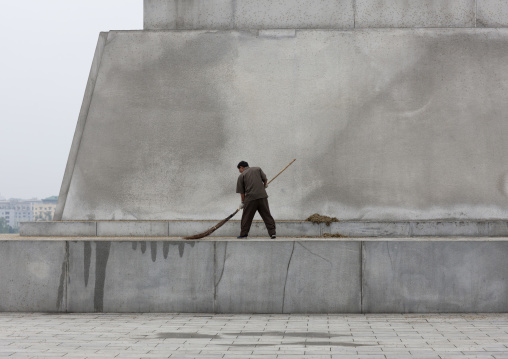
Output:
[{"xmin": 1, "ymin": 234, "xmax": 507, "ymax": 313}]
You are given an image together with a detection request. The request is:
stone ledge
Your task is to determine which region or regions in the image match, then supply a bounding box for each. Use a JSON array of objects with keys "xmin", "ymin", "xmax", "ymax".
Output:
[
  {"xmin": 19, "ymin": 220, "xmax": 508, "ymax": 238},
  {"xmin": 3, "ymin": 235, "xmax": 508, "ymax": 242}
]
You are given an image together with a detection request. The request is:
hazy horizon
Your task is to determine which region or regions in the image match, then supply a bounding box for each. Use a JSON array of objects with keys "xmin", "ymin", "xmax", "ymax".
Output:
[{"xmin": 0, "ymin": 1, "xmax": 141, "ymax": 199}]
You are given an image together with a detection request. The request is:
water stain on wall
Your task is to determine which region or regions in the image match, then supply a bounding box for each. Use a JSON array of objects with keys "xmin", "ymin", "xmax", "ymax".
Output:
[
  {"xmin": 81, "ymin": 241, "xmax": 196, "ymax": 312},
  {"xmin": 132, "ymin": 241, "xmax": 196, "ymax": 259},
  {"xmin": 94, "ymin": 241, "xmax": 111, "ymax": 312},
  {"xmin": 56, "ymin": 241, "xmax": 69, "ymax": 310},
  {"xmin": 84, "ymin": 242, "xmax": 91, "ymax": 287}
]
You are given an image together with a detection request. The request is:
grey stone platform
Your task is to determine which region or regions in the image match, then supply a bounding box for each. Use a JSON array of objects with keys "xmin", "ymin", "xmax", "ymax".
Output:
[
  {"xmin": 19, "ymin": 219, "xmax": 508, "ymax": 237},
  {"xmin": 2, "ymin": 313, "xmax": 507, "ymax": 358},
  {"xmin": 2, "ymin": 234, "xmax": 508, "ymax": 314}
]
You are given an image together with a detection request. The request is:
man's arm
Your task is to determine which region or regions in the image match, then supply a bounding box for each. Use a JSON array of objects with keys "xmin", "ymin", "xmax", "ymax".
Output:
[
  {"xmin": 237, "ymin": 176, "xmax": 245, "ymax": 208},
  {"xmin": 260, "ymin": 169, "xmax": 268, "ymax": 188}
]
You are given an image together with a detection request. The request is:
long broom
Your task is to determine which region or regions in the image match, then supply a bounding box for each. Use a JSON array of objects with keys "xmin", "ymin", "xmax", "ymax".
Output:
[{"xmin": 183, "ymin": 159, "xmax": 296, "ymax": 240}]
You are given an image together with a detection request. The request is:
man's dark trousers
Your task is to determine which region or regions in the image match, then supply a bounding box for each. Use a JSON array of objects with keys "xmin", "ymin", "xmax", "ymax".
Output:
[{"xmin": 240, "ymin": 198, "xmax": 276, "ymax": 237}]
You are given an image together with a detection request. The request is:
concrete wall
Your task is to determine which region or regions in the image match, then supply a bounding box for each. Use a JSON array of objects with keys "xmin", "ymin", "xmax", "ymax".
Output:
[
  {"xmin": 144, "ymin": 0, "xmax": 355, "ymax": 30},
  {"xmin": 57, "ymin": 29, "xmax": 508, "ymax": 221},
  {"xmin": 0, "ymin": 241, "xmax": 67, "ymax": 312},
  {"xmin": 144, "ymin": 0, "xmax": 508, "ymax": 29},
  {"xmin": 2, "ymin": 238, "xmax": 507, "ymax": 313},
  {"xmin": 363, "ymin": 241, "xmax": 508, "ymax": 312},
  {"xmin": 355, "ymin": 0, "xmax": 475, "ymax": 28},
  {"xmin": 67, "ymin": 241, "xmax": 214, "ymax": 312},
  {"xmin": 477, "ymin": 0, "xmax": 508, "ymax": 27},
  {"xmin": 214, "ymin": 241, "xmax": 361, "ymax": 313}
]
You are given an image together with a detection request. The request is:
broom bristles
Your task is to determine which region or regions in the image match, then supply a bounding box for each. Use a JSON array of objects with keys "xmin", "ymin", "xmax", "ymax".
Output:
[{"xmin": 183, "ymin": 209, "xmax": 240, "ymax": 240}]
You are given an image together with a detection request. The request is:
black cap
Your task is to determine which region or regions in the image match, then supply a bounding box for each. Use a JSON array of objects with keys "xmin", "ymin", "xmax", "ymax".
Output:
[{"xmin": 237, "ymin": 161, "xmax": 249, "ymax": 168}]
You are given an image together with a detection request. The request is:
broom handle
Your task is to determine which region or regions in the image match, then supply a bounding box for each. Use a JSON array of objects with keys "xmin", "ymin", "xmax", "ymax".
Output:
[{"xmin": 267, "ymin": 159, "xmax": 296, "ymax": 185}]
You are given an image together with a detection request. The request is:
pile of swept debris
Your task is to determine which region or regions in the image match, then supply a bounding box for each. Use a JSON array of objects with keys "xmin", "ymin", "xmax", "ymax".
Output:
[
  {"xmin": 305, "ymin": 213, "xmax": 339, "ymax": 226},
  {"xmin": 303, "ymin": 213, "xmax": 345, "ymax": 238}
]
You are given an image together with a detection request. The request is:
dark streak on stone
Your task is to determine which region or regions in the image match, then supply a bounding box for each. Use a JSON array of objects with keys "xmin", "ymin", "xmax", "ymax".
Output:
[
  {"xmin": 282, "ymin": 242, "xmax": 295, "ymax": 314},
  {"xmin": 217, "ymin": 341, "xmax": 372, "ymax": 347},
  {"xmin": 94, "ymin": 241, "xmax": 111, "ymax": 313},
  {"xmin": 216, "ymin": 343, "xmax": 275, "ymax": 347},
  {"xmin": 150, "ymin": 241, "xmax": 157, "ymax": 262},
  {"xmin": 284, "ymin": 341, "xmax": 372, "ymax": 347},
  {"xmin": 163, "ymin": 242, "xmax": 169, "ymax": 259},
  {"xmin": 56, "ymin": 241, "xmax": 69, "ymax": 311},
  {"xmin": 157, "ymin": 332, "xmax": 219, "ymax": 339},
  {"xmin": 178, "ymin": 243, "xmax": 184, "ymax": 258},
  {"xmin": 84, "ymin": 242, "xmax": 91, "ymax": 287},
  {"xmin": 140, "ymin": 242, "xmax": 146, "ymax": 254},
  {"xmin": 230, "ymin": 331, "xmax": 346, "ymax": 338},
  {"xmin": 214, "ymin": 242, "xmax": 227, "ymax": 298},
  {"xmin": 132, "ymin": 242, "xmax": 137, "ymax": 250}
]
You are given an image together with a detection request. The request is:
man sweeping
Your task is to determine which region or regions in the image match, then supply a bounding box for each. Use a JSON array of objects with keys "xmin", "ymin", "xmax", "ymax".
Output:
[{"xmin": 236, "ymin": 161, "xmax": 276, "ymax": 239}]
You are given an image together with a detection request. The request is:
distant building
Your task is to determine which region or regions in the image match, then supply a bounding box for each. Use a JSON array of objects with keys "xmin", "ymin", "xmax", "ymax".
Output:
[
  {"xmin": 0, "ymin": 200, "xmax": 34, "ymax": 229},
  {"xmin": 0, "ymin": 196, "xmax": 58, "ymax": 230},
  {"xmin": 33, "ymin": 196, "xmax": 58, "ymax": 222}
]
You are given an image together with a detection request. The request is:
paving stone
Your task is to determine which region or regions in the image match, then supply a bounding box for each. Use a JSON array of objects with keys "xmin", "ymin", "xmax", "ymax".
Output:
[{"xmin": 1, "ymin": 313, "xmax": 507, "ymax": 358}]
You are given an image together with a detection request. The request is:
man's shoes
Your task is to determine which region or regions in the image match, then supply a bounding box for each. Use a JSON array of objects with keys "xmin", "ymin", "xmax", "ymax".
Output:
[
  {"xmin": 270, "ymin": 233, "xmax": 276, "ymax": 239},
  {"xmin": 237, "ymin": 235, "xmax": 248, "ymax": 239}
]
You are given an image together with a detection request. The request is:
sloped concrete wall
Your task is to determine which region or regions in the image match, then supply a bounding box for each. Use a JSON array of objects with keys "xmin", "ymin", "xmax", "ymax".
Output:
[{"xmin": 57, "ymin": 29, "xmax": 508, "ymax": 221}]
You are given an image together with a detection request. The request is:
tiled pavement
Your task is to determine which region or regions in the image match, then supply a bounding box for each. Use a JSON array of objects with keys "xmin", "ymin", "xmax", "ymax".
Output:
[{"xmin": 0, "ymin": 313, "xmax": 507, "ymax": 358}]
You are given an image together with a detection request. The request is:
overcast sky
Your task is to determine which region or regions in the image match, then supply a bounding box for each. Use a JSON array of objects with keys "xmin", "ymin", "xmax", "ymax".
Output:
[{"xmin": 0, "ymin": 1, "xmax": 141, "ymax": 200}]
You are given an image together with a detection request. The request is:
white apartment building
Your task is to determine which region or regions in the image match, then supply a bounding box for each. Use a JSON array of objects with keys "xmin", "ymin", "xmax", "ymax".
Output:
[
  {"xmin": 0, "ymin": 200, "xmax": 34, "ymax": 228},
  {"xmin": 0, "ymin": 196, "xmax": 58, "ymax": 229}
]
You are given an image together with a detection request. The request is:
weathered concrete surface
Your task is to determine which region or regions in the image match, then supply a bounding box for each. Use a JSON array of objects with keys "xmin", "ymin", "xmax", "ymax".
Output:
[
  {"xmin": 324, "ymin": 221, "xmax": 411, "ymax": 237},
  {"xmin": 2, "ymin": 237, "xmax": 508, "ymax": 312},
  {"xmin": 355, "ymin": 0, "xmax": 475, "ymax": 28},
  {"xmin": 0, "ymin": 241, "xmax": 67, "ymax": 312},
  {"xmin": 144, "ymin": 0, "xmax": 354, "ymax": 30},
  {"xmin": 96, "ymin": 221, "xmax": 168, "ymax": 237},
  {"xmin": 67, "ymin": 241, "xmax": 214, "ymax": 312},
  {"xmin": 214, "ymin": 241, "xmax": 293, "ymax": 313},
  {"xmin": 280, "ymin": 241, "xmax": 361, "ymax": 313},
  {"xmin": 477, "ymin": 0, "xmax": 508, "ymax": 27},
  {"xmin": 143, "ymin": 0, "xmax": 505, "ymax": 30},
  {"xmin": 58, "ymin": 29, "xmax": 508, "ymax": 222},
  {"xmin": 214, "ymin": 241, "xmax": 361, "ymax": 313},
  {"xmin": 363, "ymin": 241, "xmax": 508, "ymax": 312},
  {"xmin": 409, "ymin": 221, "xmax": 490, "ymax": 236},
  {"xmin": 20, "ymin": 221, "xmax": 96, "ymax": 237},
  {"xmin": 22, "ymin": 220, "xmax": 508, "ymax": 237}
]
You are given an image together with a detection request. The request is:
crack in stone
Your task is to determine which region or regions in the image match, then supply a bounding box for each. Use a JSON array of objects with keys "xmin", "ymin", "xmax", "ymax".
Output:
[
  {"xmin": 282, "ymin": 241, "xmax": 295, "ymax": 314},
  {"xmin": 386, "ymin": 242, "xmax": 395, "ymax": 272},
  {"xmin": 297, "ymin": 242, "xmax": 331, "ymax": 266},
  {"xmin": 214, "ymin": 242, "xmax": 227, "ymax": 294}
]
